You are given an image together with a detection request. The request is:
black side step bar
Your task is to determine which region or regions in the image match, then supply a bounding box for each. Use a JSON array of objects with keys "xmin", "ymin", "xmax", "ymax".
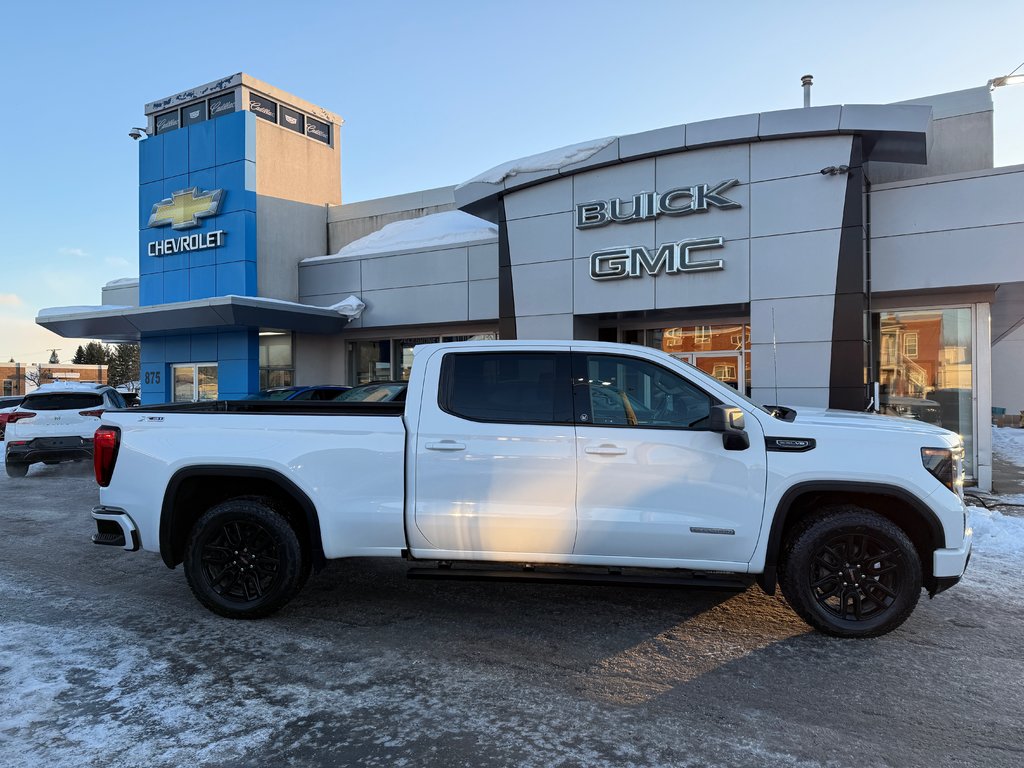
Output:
[{"xmin": 407, "ymin": 567, "xmax": 752, "ymax": 591}]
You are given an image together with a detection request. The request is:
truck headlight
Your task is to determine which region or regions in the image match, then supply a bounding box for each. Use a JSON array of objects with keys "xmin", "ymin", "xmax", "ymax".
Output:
[{"xmin": 921, "ymin": 447, "xmax": 962, "ymax": 497}]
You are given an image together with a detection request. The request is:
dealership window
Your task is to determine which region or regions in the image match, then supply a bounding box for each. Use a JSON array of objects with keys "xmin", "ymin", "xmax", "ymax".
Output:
[
  {"xmin": 874, "ymin": 308, "xmax": 975, "ymax": 476},
  {"xmin": 625, "ymin": 323, "xmax": 751, "ymax": 394},
  {"xmin": 3, "ymin": 380, "xmax": 12, "ymax": 396},
  {"xmin": 259, "ymin": 331, "xmax": 293, "ymax": 390},
  {"xmin": 172, "ymin": 363, "xmax": 218, "ymax": 403},
  {"xmin": 349, "ymin": 332, "xmax": 498, "ymax": 384}
]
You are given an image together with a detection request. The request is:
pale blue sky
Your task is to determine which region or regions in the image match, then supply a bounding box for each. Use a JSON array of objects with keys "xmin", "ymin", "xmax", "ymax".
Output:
[{"xmin": 1, "ymin": 0, "xmax": 1022, "ymax": 361}]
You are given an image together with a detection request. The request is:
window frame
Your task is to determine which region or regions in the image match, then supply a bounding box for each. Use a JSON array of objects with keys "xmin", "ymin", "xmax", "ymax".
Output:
[{"xmin": 438, "ymin": 351, "xmax": 575, "ymax": 426}]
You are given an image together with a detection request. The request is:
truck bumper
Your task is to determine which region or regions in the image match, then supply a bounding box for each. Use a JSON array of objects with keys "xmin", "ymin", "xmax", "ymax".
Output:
[
  {"xmin": 929, "ymin": 524, "xmax": 972, "ymax": 595},
  {"xmin": 92, "ymin": 506, "xmax": 139, "ymax": 552}
]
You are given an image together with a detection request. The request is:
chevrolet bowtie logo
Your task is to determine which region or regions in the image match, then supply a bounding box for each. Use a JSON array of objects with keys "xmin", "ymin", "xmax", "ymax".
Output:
[{"xmin": 148, "ymin": 187, "xmax": 224, "ymax": 230}]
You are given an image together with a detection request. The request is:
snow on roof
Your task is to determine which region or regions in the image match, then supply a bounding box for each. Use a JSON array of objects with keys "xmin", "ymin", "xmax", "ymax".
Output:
[
  {"xmin": 302, "ymin": 210, "xmax": 497, "ymax": 263},
  {"xmin": 104, "ymin": 278, "xmax": 139, "ymax": 288},
  {"xmin": 36, "ymin": 305, "xmax": 132, "ymax": 318},
  {"xmin": 457, "ymin": 136, "xmax": 617, "ymax": 188}
]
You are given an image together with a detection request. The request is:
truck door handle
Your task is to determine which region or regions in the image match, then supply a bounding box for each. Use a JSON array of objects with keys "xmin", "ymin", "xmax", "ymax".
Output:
[
  {"xmin": 584, "ymin": 444, "xmax": 627, "ymax": 456},
  {"xmin": 425, "ymin": 440, "xmax": 466, "ymax": 451}
]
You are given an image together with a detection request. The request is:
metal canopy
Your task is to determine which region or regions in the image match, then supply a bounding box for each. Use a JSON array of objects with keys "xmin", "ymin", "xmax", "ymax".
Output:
[{"xmin": 36, "ymin": 295, "xmax": 350, "ymax": 342}]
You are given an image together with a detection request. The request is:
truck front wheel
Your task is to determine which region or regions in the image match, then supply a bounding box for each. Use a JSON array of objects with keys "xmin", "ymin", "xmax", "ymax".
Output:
[
  {"xmin": 779, "ymin": 506, "xmax": 922, "ymax": 638},
  {"xmin": 184, "ymin": 498, "xmax": 305, "ymax": 619}
]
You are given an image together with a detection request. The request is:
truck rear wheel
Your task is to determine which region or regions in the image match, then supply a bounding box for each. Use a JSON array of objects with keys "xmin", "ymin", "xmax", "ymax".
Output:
[
  {"xmin": 184, "ymin": 498, "xmax": 305, "ymax": 619},
  {"xmin": 779, "ymin": 506, "xmax": 922, "ymax": 638}
]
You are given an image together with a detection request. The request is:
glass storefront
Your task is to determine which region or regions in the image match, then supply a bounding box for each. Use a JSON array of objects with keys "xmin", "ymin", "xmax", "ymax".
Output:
[
  {"xmin": 259, "ymin": 331, "xmax": 293, "ymax": 390},
  {"xmin": 349, "ymin": 333, "xmax": 498, "ymax": 384},
  {"xmin": 622, "ymin": 323, "xmax": 751, "ymax": 394},
  {"xmin": 874, "ymin": 308, "xmax": 975, "ymax": 475}
]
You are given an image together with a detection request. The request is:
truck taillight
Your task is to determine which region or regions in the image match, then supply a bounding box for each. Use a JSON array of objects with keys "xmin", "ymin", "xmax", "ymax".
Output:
[
  {"xmin": 6, "ymin": 411, "xmax": 37, "ymax": 423},
  {"xmin": 94, "ymin": 426, "xmax": 121, "ymax": 487}
]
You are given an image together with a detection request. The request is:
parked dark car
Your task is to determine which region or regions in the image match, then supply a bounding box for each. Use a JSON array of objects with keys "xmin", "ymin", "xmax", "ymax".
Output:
[
  {"xmin": 333, "ymin": 381, "xmax": 408, "ymax": 403},
  {"xmin": 247, "ymin": 386, "xmax": 351, "ymax": 402}
]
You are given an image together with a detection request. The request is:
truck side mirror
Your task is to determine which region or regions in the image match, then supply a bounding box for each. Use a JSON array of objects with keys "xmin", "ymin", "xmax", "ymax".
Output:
[{"xmin": 710, "ymin": 405, "xmax": 749, "ymax": 451}]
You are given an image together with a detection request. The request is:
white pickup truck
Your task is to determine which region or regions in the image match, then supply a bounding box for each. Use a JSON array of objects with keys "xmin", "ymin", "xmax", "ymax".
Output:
[{"xmin": 91, "ymin": 340, "xmax": 972, "ymax": 637}]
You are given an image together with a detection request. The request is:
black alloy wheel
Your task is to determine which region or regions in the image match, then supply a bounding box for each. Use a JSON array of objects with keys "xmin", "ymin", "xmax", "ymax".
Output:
[
  {"xmin": 809, "ymin": 531, "xmax": 901, "ymax": 621},
  {"xmin": 779, "ymin": 506, "xmax": 922, "ymax": 638},
  {"xmin": 200, "ymin": 519, "xmax": 281, "ymax": 603},
  {"xmin": 184, "ymin": 498, "xmax": 305, "ymax": 619}
]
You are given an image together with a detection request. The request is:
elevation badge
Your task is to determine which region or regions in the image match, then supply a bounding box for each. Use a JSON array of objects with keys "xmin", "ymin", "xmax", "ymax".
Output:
[{"xmin": 148, "ymin": 187, "xmax": 224, "ymax": 230}]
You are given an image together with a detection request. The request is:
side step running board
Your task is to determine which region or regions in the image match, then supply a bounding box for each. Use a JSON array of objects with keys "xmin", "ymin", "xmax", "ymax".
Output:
[{"xmin": 407, "ymin": 567, "xmax": 752, "ymax": 591}]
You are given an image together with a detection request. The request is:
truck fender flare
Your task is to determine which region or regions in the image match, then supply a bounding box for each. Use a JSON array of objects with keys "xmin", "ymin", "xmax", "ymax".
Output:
[
  {"xmin": 160, "ymin": 465, "xmax": 326, "ymax": 571},
  {"xmin": 757, "ymin": 480, "xmax": 946, "ymax": 595}
]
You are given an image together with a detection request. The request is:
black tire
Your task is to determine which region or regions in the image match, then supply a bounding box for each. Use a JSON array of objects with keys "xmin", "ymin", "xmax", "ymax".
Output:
[
  {"xmin": 779, "ymin": 506, "xmax": 922, "ymax": 638},
  {"xmin": 5, "ymin": 461, "xmax": 28, "ymax": 478},
  {"xmin": 184, "ymin": 498, "xmax": 305, "ymax": 619}
]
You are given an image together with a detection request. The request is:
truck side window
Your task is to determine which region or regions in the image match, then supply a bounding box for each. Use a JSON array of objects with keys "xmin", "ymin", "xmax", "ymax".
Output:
[
  {"xmin": 580, "ymin": 354, "xmax": 713, "ymax": 429},
  {"xmin": 442, "ymin": 352, "xmax": 573, "ymax": 424}
]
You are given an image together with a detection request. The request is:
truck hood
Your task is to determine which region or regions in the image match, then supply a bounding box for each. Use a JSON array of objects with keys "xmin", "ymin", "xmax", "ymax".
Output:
[{"xmin": 777, "ymin": 406, "xmax": 961, "ymax": 442}]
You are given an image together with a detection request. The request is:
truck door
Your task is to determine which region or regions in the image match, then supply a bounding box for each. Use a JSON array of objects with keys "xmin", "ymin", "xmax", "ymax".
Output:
[
  {"xmin": 412, "ymin": 350, "xmax": 577, "ymax": 558},
  {"xmin": 572, "ymin": 351, "xmax": 767, "ymax": 567}
]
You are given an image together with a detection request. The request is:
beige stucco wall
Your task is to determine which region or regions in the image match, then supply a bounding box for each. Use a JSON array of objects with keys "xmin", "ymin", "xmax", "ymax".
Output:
[{"xmin": 254, "ymin": 118, "xmax": 341, "ymax": 206}]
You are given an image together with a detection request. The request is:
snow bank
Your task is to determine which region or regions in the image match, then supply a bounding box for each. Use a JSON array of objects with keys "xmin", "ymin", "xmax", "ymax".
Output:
[
  {"xmin": 458, "ymin": 136, "xmax": 617, "ymax": 187},
  {"xmin": 103, "ymin": 278, "xmax": 138, "ymax": 288},
  {"xmin": 36, "ymin": 305, "xmax": 131, "ymax": 318},
  {"xmin": 303, "ymin": 210, "xmax": 497, "ymax": 263},
  {"xmin": 968, "ymin": 506, "xmax": 1024, "ymax": 556}
]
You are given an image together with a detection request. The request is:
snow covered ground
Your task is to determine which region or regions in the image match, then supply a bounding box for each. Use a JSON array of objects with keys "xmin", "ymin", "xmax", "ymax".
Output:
[{"xmin": 962, "ymin": 427, "xmax": 1024, "ymax": 599}]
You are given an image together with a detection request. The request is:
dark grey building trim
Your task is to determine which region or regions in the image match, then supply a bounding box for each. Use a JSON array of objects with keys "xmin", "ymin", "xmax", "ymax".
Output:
[{"xmin": 829, "ymin": 137, "xmax": 868, "ymax": 410}]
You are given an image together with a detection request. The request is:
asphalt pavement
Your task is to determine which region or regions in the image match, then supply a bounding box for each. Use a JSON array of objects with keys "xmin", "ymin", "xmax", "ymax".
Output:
[{"xmin": 1, "ymin": 461, "xmax": 1021, "ymax": 768}]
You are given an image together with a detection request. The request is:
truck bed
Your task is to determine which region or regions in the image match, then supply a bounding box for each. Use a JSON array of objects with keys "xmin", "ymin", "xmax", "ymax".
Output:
[{"xmin": 129, "ymin": 400, "xmax": 406, "ymax": 416}]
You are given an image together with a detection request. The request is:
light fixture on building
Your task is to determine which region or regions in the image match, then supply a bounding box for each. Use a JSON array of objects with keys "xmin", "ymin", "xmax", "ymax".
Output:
[
  {"xmin": 989, "ymin": 74, "xmax": 1024, "ymax": 89},
  {"xmin": 990, "ymin": 59, "xmax": 1024, "ymax": 89},
  {"xmin": 819, "ymin": 165, "xmax": 850, "ymax": 176}
]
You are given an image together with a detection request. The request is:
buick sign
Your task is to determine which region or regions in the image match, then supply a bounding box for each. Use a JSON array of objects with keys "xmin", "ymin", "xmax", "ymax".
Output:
[
  {"xmin": 581, "ymin": 180, "xmax": 739, "ymax": 281},
  {"xmin": 576, "ymin": 180, "xmax": 740, "ymax": 229}
]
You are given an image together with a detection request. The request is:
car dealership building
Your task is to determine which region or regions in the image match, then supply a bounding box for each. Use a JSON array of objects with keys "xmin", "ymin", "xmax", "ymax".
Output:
[{"xmin": 37, "ymin": 73, "xmax": 1024, "ymax": 489}]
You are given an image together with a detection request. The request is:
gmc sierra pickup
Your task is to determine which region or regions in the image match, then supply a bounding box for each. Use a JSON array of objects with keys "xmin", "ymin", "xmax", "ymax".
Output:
[{"xmin": 90, "ymin": 340, "xmax": 972, "ymax": 637}]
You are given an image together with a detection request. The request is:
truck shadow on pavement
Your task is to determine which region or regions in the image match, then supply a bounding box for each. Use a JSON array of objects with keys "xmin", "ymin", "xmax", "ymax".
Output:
[{"xmin": 292, "ymin": 557, "xmax": 812, "ymax": 706}]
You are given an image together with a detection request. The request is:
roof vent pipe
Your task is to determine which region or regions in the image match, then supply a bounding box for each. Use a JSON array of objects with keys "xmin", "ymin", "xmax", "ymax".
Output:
[{"xmin": 801, "ymin": 74, "xmax": 813, "ymax": 107}]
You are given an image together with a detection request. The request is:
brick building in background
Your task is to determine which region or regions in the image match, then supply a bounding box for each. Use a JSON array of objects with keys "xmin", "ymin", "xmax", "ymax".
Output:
[{"xmin": 0, "ymin": 363, "xmax": 108, "ymax": 396}]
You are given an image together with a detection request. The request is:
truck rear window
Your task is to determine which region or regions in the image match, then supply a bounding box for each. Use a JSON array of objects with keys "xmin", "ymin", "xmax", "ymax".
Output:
[
  {"xmin": 22, "ymin": 393, "xmax": 104, "ymax": 411},
  {"xmin": 441, "ymin": 352, "xmax": 572, "ymax": 424}
]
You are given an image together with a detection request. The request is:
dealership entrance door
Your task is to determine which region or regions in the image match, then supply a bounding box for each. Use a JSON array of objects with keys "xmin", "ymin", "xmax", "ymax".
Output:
[{"xmin": 172, "ymin": 363, "xmax": 218, "ymax": 402}]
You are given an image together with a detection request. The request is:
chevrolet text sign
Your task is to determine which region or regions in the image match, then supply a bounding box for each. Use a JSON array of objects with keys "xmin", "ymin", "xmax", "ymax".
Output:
[{"xmin": 578, "ymin": 180, "xmax": 739, "ymax": 280}]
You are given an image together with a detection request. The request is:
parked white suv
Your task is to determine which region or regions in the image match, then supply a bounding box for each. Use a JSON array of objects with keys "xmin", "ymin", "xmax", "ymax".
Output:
[{"xmin": 5, "ymin": 383, "xmax": 126, "ymax": 477}]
